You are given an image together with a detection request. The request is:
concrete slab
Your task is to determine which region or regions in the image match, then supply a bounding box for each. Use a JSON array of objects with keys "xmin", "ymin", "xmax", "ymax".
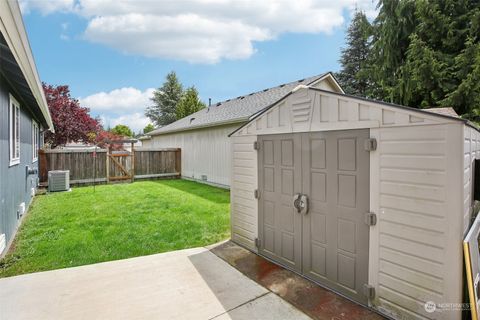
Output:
[
  {"xmin": 213, "ymin": 293, "xmax": 312, "ymax": 320},
  {"xmin": 0, "ymin": 247, "xmax": 307, "ymax": 320},
  {"xmin": 211, "ymin": 241, "xmax": 385, "ymax": 320}
]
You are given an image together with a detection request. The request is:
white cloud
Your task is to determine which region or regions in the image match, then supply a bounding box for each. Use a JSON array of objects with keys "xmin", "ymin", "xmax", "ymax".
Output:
[
  {"xmin": 80, "ymin": 87, "xmax": 154, "ymax": 112},
  {"xmin": 21, "ymin": 0, "xmax": 378, "ymax": 63},
  {"xmin": 102, "ymin": 113, "xmax": 151, "ymax": 133},
  {"xmin": 80, "ymin": 87, "xmax": 154, "ymax": 132},
  {"xmin": 19, "ymin": 0, "xmax": 75, "ymax": 15}
]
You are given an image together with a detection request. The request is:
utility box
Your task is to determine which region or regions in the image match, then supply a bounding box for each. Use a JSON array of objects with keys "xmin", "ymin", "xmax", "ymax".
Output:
[{"xmin": 48, "ymin": 170, "xmax": 70, "ymax": 192}]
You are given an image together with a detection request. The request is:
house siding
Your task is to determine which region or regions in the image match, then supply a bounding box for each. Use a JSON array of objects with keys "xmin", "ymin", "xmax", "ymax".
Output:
[
  {"xmin": 150, "ymin": 123, "xmax": 241, "ymax": 188},
  {"xmin": 0, "ymin": 74, "xmax": 39, "ymax": 255}
]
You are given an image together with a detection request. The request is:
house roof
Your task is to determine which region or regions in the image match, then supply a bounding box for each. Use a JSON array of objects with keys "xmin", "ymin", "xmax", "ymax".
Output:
[
  {"xmin": 149, "ymin": 72, "xmax": 338, "ymax": 136},
  {"xmin": 0, "ymin": 1, "xmax": 53, "ymax": 131}
]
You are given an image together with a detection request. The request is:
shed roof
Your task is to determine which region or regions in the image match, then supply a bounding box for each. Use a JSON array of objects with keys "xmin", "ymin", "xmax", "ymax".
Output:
[
  {"xmin": 229, "ymin": 85, "xmax": 480, "ymax": 137},
  {"xmin": 149, "ymin": 72, "xmax": 338, "ymax": 136},
  {"xmin": 425, "ymin": 107, "xmax": 460, "ymax": 118}
]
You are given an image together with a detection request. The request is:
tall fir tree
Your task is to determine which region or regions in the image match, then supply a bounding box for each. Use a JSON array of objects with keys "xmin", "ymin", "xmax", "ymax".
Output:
[
  {"xmin": 371, "ymin": 0, "xmax": 417, "ymax": 102},
  {"xmin": 440, "ymin": 2, "xmax": 480, "ymax": 119},
  {"xmin": 176, "ymin": 86, "xmax": 206, "ymax": 120},
  {"xmin": 336, "ymin": 10, "xmax": 373, "ymax": 97},
  {"xmin": 145, "ymin": 71, "xmax": 183, "ymax": 126}
]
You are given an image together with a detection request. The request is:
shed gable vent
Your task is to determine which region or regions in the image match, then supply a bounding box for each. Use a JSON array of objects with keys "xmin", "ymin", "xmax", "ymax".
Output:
[{"xmin": 48, "ymin": 170, "xmax": 70, "ymax": 192}]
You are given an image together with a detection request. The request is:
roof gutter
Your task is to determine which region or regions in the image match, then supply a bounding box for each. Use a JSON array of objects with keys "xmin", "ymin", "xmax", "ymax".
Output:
[
  {"xmin": 0, "ymin": 1, "xmax": 54, "ymax": 132},
  {"xmin": 149, "ymin": 118, "xmax": 248, "ymax": 136}
]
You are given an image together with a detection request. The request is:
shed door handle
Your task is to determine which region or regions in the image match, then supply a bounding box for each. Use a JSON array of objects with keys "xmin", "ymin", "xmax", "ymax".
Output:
[{"xmin": 293, "ymin": 194, "xmax": 309, "ymax": 215}]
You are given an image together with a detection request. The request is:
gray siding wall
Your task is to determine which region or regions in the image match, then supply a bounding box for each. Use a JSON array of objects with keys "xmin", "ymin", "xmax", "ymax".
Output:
[{"xmin": 0, "ymin": 74, "xmax": 39, "ymax": 253}]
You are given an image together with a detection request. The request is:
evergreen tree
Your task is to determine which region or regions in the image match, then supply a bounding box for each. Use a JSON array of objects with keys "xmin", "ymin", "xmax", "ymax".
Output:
[
  {"xmin": 145, "ymin": 71, "xmax": 183, "ymax": 126},
  {"xmin": 337, "ymin": 10, "xmax": 373, "ymax": 97},
  {"xmin": 176, "ymin": 86, "xmax": 206, "ymax": 119},
  {"xmin": 371, "ymin": 0, "xmax": 417, "ymax": 102},
  {"xmin": 441, "ymin": 4, "xmax": 480, "ymax": 119},
  {"xmin": 397, "ymin": 0, "xmax": 473, "ymax": 108}
]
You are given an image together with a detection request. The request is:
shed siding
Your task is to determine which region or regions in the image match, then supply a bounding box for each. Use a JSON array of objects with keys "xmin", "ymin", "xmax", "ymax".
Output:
[
  {"xmin": 309, "ymin": 77, "xmax": 340, "ymax": 92},
  {"xmin": 373, "ymin": 123, "xmax": 463, "ymax": 320},
  {"xmin": 230, "ymin": 135, "xmax": 258, "ymax": 250},
  {"xmin": 0, "ymin": 75, "xmax": 39, "ymax": 254},
  {"xmin": 231, "ymin": 88, "xmax": 466, "ymax": 320},
  {"xmin": 463, "ymin": 126, "xmax": 480, "ymax": 234},
  {"xmin": 150, "ymin": 123, "xmax": 240, "ymax": 187}
]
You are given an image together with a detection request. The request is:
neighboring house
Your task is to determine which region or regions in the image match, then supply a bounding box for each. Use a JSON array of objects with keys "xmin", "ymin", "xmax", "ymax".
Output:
[
  {"xmin": 0, "ymin": 1, "xmax": 54, "ymax": 255},
  {"xmin": 149, "ymin": 72, "xmax": 343, "ymax": 187},
  {"xmin": 137, "ymin": 135, "xmax": 152, "ymax": 148}
]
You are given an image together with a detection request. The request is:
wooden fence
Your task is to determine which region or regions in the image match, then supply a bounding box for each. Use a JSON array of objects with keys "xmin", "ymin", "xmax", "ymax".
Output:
[{"xmin": 39, "ymin": 148, "xmax": 181, "ymax": 185}]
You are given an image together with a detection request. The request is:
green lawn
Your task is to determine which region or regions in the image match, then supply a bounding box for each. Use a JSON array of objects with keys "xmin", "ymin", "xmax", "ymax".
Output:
[{"xmin": 0, "ymin": 180, "xmax": 230, "ymax": 278}]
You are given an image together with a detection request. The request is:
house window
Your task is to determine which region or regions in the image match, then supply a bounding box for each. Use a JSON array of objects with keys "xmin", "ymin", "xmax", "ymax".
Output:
[
  {"xmin": 9, "ymin": 94, "xmax": 20, "ymax": 166},
  {"xmin": 32, "ymin": 120, "xmax": 39, "ymax": 162}
]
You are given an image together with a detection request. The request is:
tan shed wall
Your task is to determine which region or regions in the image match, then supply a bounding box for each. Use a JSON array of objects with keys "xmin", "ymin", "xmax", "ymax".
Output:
[
  {"xmin": 231, "ymin": 135, "xmax": 258, "ymax": 250},
  {"xmin": 371, "ymin": 123, "xmax": 463, "ymax": 320},
  {"xmin": 463, "ymin": 126, "xmax": 480, "ymax": 234},
  {"xmin": 231, "ymin": 88, "xmax": 466, "ymax": 320},
  {"xmin": 309, "ymin": 77, "xmax": 341, "ymax": 92},
  {"xmin": 150, "ymin": 123, "xmax": 241, "ymax": 187}
]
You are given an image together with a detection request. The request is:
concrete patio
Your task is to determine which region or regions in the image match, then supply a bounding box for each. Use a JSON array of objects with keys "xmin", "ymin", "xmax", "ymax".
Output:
[
  {"xmin": 0, "ymin": 246, "xmax": 310, "ymax": 320},
  {"xmin": 0, "ymin": 241, "xmax": 384, "ymax": 320}
]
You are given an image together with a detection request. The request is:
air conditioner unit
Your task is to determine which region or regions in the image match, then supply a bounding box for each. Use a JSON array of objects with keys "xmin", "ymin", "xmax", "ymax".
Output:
[{"xmin": 48, "ymin": 170, "xmax": 70, "ymax": 192}]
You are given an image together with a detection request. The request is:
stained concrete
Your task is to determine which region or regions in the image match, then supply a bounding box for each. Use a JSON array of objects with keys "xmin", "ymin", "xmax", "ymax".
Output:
[
  {"xmin": 0, "ymin": 247, "xmax": 310, "ymax": 320},
  {"xmin": 211, "ymin": 241, "xmax": 385, "ymax": 320}
]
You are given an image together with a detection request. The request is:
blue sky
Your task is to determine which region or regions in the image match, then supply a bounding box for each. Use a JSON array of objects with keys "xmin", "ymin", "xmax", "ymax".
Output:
[{"xmin": 21, "ymin": 0, "xmax": 376, "ymax": 132}]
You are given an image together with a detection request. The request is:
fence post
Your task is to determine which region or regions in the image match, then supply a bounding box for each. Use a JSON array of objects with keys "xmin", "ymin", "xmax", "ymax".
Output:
[
  {"xmin": 39, "ymin": 149, "xmax": 48, "ymax": 183},
  {"xmin": 131, "ymin": 142, "xmax": 135, "ymax": 183},
  {"xmin": 175, "ymin": 148, "xmax": 181, "ymax": 177},
  {"xmin": 106, "ymin": 145, "xmax": 110, "ymax": 183}
]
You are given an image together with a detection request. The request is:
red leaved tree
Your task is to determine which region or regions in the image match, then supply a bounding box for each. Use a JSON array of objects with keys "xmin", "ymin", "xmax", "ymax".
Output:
[
  {"xmin": 43, "ymin": 83, "xmax": 100, "ymax": 148},
  {"xmin": 94, "ymin": 130, "xmax": 124, "ymax": 150}
]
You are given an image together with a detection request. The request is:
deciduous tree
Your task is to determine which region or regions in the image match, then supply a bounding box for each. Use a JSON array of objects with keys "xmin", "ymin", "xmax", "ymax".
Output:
[
  {"xmin": 143, "ymin": 123, "xmax": 155, "ymax": 134},
  {"xmin": 43, "ymin": 84, "xmax": 100, "ymax": 148},
  {"xmin": 110, "ymin": 124, "xmax": 133, "ymax": 137}
]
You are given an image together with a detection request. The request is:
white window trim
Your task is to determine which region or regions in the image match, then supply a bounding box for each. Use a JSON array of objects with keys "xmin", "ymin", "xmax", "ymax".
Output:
[
  {"xmin": 32, "ymin": 120, "xmax": 38, "ymax": 162},
  {"xmin": 9, "ymin": 94, "xmax": 20, "ymax": 166}
]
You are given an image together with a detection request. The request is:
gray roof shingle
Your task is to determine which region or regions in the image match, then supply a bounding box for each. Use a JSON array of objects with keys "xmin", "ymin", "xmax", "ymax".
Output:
[{"xmin": 149, "ymin": 73, "xmax": 329, "ymax": 135}]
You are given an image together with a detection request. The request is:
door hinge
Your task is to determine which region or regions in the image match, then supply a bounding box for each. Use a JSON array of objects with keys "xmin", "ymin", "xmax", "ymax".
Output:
[
  {"xmin": 363, "ymin": 284, "xmax": 376, "ymax": 300},
  {"xmin": 255, "ymin": 238, "xmax": 261, "ymax": 248},
  {"xmin": 365, "ymin": 212, "xmax": 377, "ymax": 226},
  {"xmin": 364, "ymin": 138, "xmax": 377, "ymax": 151},
  {"xmin": 254, "ymin": 189, "xmax": 260, "ymax": 199},
  {"xmin": 253, "ymin": 141, "xmax": 260, "ymax": 150}
]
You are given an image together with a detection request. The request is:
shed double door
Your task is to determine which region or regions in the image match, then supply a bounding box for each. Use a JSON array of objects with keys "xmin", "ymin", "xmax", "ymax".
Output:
[{"xmin": 258, "ymin": 130, "xmax": 370, "ymax": 305}]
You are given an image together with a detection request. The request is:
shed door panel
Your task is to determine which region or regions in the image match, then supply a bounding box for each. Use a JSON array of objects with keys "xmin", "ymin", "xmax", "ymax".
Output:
[
  {"xmin": 258, "ymin": 134, "xmax": 302, "ymax": 272},
  {"xmin": 258, "ymin": 129, "xmax": 370, "ymax": 305},
  {"xmin": 302, "ymin": 129, "xmax": 370, "ymax": 305}
]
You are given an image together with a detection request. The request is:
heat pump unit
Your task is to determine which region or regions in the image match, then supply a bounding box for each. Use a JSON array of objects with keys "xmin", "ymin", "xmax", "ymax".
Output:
[{"xmin": 48, "ymin": 170, "xmax": 70, "ymax": 192}]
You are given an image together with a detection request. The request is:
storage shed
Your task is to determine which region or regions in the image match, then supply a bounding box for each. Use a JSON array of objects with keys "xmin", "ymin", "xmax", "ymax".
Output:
[{"xmin": 229, "ymin": 85, "xmax": 480, "ymax": 320}]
